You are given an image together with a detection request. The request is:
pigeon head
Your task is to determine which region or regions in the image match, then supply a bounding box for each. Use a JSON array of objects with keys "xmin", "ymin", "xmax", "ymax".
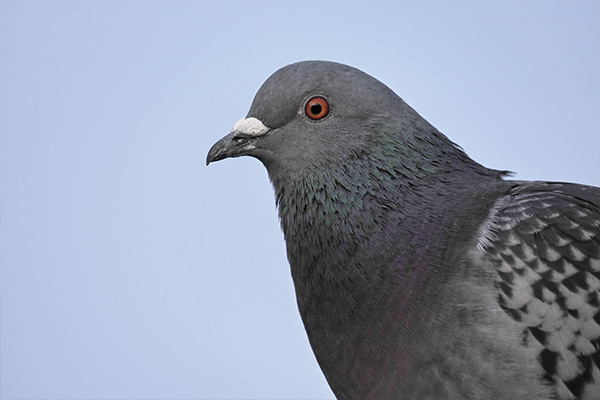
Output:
[
  {"xmin": 207, "ymin": 61, "xmax": 462, "ymax": 176},
  {"xmin": 207, "ymin": 60, "xmax": 502, "ymax": 190}
]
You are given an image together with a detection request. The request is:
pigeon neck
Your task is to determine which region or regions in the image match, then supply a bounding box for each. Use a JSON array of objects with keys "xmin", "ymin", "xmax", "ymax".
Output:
[
  {"xmin": 271, "ymin": 160, "xmax": 499, "ymax": 309},
  {"xmin": 270, "ymin": 163, "xmax": 509, "ymax": 396}
]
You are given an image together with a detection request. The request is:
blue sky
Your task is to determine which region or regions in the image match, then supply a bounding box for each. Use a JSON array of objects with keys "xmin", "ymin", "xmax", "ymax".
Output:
[{"xmin": 1, "ymin": 1, "xmax": 599, "ymax": 399}]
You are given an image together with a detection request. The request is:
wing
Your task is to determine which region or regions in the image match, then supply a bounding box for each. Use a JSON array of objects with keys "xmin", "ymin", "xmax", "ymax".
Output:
[{"xmin": 482, "ymin": 182, "xmax": 600, "ymax": 400}]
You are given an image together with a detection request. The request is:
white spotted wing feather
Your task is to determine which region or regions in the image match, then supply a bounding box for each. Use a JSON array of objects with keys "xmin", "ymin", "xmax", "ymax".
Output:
[{"xmin": 483, "ymin": 182, "xmax": 600, "ymax": 400}]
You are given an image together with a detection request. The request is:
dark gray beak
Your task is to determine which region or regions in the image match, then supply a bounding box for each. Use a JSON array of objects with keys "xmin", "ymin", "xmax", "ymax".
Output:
[{"xmin": 206, "ymin": 117, "xmax": 270, "ymax": 165}]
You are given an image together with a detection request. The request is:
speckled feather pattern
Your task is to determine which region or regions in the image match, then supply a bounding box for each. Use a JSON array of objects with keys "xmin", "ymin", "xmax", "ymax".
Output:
[{"xmin": 481, "ymin": 182, "xmax": 600, "ymax": 400}]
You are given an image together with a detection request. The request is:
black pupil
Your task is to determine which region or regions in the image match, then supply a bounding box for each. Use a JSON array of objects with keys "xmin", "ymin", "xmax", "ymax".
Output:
[{"xmin": 310, "ymin": 103, "xmax": 322, "ymax": 115}]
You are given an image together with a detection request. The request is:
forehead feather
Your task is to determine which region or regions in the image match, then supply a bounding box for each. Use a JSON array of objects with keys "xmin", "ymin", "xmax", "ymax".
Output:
[{"xmin": 247, "ymin": 61, "xmax": 399, "ymax": 127}]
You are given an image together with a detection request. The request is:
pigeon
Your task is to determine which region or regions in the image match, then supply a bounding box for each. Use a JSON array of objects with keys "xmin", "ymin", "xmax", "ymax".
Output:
[{"xmin": 206, "ymin": 61, "xmax": 600, "ymax": 399}]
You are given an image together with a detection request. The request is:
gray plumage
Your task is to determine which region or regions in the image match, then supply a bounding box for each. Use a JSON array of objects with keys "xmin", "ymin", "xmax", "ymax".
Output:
[{"xmin": 206, "ymin": 61, "xmax": 600, "ymax": 399}]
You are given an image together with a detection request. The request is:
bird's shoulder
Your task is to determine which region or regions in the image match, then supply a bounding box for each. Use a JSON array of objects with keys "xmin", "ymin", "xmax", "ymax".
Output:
[{"xmin": 481, "ymin": 181, "xmax": 600, "ymax": 400}]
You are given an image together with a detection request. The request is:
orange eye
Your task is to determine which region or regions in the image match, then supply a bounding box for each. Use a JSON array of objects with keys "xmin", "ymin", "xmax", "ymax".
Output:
[{"xmin": 305, "ymin": 96, "xmax": 329, "ymax": 120}]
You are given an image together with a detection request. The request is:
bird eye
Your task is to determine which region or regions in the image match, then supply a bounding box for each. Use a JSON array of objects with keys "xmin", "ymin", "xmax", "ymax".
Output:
[{"xmin": 305, "ymin": 96, "xmax": 329, "ymax": 120}]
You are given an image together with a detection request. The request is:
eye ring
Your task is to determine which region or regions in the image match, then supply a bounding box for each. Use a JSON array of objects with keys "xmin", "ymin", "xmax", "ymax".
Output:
[{"xmin": 305, "ymin": 96, "xmax": 330, "ymax": 121}]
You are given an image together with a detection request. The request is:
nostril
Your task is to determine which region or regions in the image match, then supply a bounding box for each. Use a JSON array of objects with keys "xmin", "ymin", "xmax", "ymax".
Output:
[{"xmin": 232, "ymin": 132, "xmax": 254, "ymax": 141}]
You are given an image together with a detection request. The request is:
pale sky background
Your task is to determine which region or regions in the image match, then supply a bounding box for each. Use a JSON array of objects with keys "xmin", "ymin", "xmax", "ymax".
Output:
[{"xmin": 1, "ymin": 1, "xmax": 599, "ymax": 399}]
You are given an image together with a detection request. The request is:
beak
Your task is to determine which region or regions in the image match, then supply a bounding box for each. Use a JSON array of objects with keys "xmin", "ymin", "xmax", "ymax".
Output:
[{"xmin": 206, "ymin": 117, "xmax": 270, "ymax": 165}]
